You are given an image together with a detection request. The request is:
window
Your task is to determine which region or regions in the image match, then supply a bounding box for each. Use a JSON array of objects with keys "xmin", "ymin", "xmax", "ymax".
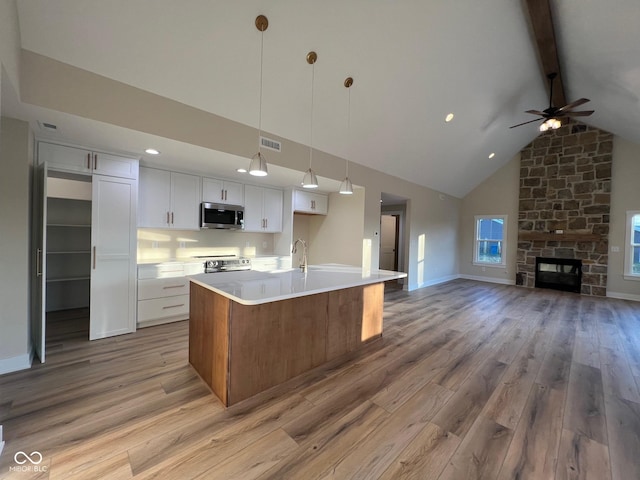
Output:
[
  {"xmin": 625, "ymin": 211, "xmax": 640, "ymax": 280},
  {"xmin": 474, "ymin": 215, "xmax": 507, "ymax": 266}
]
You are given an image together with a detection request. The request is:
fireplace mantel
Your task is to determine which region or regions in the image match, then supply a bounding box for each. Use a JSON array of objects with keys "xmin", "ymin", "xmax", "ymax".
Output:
[{"xmin": 518, "ymin": 232, "xmax": 601, "ymax": 242}]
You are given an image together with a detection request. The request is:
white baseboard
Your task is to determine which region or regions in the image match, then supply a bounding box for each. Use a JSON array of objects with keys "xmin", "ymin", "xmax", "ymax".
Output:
[
  {"xmin": 0, "ymin": 352, "xmax": 32, "ymax": 376},
  {"xmin": 405, "ymin": 274, "xmax": 460, "ymax": 291},
  {"xmin": 607, "ymin": 291, "xmax": 640, "ymax": 302},
  {"xmin": 459, "ymin": 274, "xmax": 516, "ymax": 286},
  {"xmin": 0, "ymin": 425, "xmax": 4, "ymax": 458}
]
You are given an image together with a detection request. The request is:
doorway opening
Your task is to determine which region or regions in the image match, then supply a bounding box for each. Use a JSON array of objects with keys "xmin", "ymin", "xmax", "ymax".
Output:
[
  {"xmin": 380, "ymin": 192, "xmax": 408, "ymax": 287},
  {"xmin": 44, "ymin": 174, "xmax": 93, "ymax": 349}
]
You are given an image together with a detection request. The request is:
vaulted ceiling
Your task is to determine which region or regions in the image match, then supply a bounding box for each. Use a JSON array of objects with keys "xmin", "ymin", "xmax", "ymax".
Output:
[{"xmin": 5, "ymin": 0, "xmax": 640, "ymax": 198}]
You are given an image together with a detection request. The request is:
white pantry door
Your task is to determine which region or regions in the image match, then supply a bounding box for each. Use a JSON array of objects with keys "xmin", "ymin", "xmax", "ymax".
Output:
[
  {"xmin": 90, "ymin": 175, "xmax": 137, "ymax": 340},
  {"xmin": 32, "ymin": 163, "xmax": 48, "ymax": 362}
]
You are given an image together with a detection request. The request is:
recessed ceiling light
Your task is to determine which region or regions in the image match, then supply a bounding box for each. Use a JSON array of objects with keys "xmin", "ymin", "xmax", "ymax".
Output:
[
  {"xmin": 145, "ymin": 148, "xmax": 160, "ymax": 155},
  {"xmin": 236, "ymin": 168, "xmax": 247, "ymax": 173},
  {"xmin": 445, "ymin": 113, "xmax": 454, "ymax": 123},
  {"xmin": 488, "ymin": 152, "xmax": 495, "ymax": 159}
]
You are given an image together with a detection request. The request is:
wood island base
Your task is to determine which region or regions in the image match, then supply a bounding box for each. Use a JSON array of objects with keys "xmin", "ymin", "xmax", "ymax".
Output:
[{"xmin": 188, "ymin": 281, "xmax": 384, "ymax": 406}]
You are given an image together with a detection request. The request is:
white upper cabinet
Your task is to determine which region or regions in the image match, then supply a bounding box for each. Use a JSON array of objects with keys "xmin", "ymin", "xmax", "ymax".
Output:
[
  {"xmin": 293, "ymin": 190, "xmax": 328, "ymax": 215},
  {"xmin": 244, "ymin": 185, "xmax": 283, "ymax": 233},
  {"xmin": 202, "ymin": 177, "xmax": 244, "ymax": 206},
  {"xmin": 38, "ymin": 142, "xmax": 138, "ymax": 179},
  {"xmin": 138, "ymin": 167, "xmax": 201, "ymax": 230}
]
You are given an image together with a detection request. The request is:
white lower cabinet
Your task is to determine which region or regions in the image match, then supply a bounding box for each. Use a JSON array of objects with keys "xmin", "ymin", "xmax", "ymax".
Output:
[{"xmin": 137, "ymin": 263, "xmax": 199, "ymax": 327}]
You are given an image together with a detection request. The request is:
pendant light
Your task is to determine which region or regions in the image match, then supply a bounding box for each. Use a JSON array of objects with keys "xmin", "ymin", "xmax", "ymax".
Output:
[
  {"xmin": 248, "ymin": 15, "xmax": 269, "ymax": 176},
  {"xmin": 339, "ymin": 76, "xmax": 354, "ymax": 195},
  {"xmin": 302, "ymin": 51, "xmax": 319, "ymax": 189}
]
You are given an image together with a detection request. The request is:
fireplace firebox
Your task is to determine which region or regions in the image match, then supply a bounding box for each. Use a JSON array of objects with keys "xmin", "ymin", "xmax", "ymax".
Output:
[{"xmin": 535, "ymin": 257, "xmax": 582, "ymax": 293}]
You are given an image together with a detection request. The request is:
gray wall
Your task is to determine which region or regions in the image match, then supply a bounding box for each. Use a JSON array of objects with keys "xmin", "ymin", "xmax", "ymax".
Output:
[
  {"xmin": 608, "ymin": 136, "xmax": 640, "ymax": 299},
  {"xmin": 458, "ymin": 154, "xmax": 520, "ymax": 284},
  {"xmin": 0, "ymin": 117, "xmax": 32, "ymax": 373}
]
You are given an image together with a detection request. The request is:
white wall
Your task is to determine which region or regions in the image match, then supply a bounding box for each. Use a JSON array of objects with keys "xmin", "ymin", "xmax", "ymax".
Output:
[
  {"xmin": 308, "ymin": 189, "xmax": 365, "ymax": 267},
  {"xmin": 607, "ymin": 136, "xmax": 640, "ymax": 300},
  {"xmin": 459, "ymin": 154, "xmax": 520, "ymax": 284},
  {"xmin": 0, "ymin": 117, "xmax": 32, "ymax": 374},
  {"xmin": 0, "ymin": 0, "xmax": 21, "ymax": 100}
]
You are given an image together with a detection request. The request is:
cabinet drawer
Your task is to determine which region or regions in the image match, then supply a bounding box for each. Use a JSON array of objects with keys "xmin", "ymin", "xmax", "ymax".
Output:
[
  {"xmin": 138, "ymin": 277, "xmax": 189, "ymax": 300},
  {"xmin": 138, "ymin": 264, "xmax": 185, "ymax": 279},
  {"xmin": 137, "ymin": 295, "xmax": 189, "ymax": 322}
]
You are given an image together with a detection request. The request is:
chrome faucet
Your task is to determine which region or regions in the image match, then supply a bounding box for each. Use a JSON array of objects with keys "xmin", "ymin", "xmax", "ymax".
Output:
[{"xmin": 292, "ymin": 238, "xmax": 308, "ymax": 273}]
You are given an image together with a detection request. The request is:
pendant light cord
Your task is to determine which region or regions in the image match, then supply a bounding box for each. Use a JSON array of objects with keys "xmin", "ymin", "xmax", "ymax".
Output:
[
  {"xmin": 346, "ymin": 85, "xmax": 351, "ymax": 177},
  {"xmin": 309, "ymin": 61, "xmax": 315, "ymax": 169},
  {"xmin": 257, "ymin": 25, "xmax": 265, "ymax": 155}
]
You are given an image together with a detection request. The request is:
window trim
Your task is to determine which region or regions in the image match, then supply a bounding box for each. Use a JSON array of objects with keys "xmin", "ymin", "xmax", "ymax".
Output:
[
  {"xmin": 473, "ymin": 214, "xmax": 507, "ymax": 267},
  {"xmin": 624, "ymin": 210, "xmax": 640, "ymax": 281}
]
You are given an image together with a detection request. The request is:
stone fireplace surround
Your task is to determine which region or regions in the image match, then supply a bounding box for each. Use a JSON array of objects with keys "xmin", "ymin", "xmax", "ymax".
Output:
[{"xmin": 516, "ymin": 122, "xmax": 612, "ymax": 296}]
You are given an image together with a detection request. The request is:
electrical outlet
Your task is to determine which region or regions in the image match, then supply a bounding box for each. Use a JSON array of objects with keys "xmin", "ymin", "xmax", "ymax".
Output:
[
  {"xmin": 152, "ymin": 241, "xmax": 158, "ymax": 248},
  {"xmin": 179, "ymin": 241, "xmax": 186, "ymax": 249},
  {"xmin": 611, "ymin": 246, "xmax": 620, "ymax": 253},
  {"xmin": 245, "ymin": 241, "xmax": 251, "ymax": 248},
  {"xmin": 262, "ymin": 241, "xmax": 268, "ymax": 249},
  {"xmin": 481, "ymin": 266, "xmax": 486, "ymax": 272}
]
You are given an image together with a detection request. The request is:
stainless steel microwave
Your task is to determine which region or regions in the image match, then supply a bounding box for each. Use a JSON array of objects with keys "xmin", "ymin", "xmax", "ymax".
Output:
[{"xmin": 200, "ymin": 203, "xmax": 244, "ymax": 230}]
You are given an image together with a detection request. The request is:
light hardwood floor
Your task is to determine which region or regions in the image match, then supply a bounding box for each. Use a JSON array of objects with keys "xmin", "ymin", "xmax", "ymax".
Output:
[{"xmin": 1, "ymin": 279, "xmax": 640, "ymax": 479}]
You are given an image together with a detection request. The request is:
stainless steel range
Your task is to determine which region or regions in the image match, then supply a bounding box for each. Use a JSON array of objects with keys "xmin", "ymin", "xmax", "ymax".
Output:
[{"xmin": 192, "ymin": 255, "xmax": 252, "ymax": 273}]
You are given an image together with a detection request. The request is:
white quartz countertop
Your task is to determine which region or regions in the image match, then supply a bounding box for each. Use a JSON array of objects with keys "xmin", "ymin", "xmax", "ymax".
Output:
[{"xmin": 188, "ymin": 265, "xmax": 407, "ymax": 305}]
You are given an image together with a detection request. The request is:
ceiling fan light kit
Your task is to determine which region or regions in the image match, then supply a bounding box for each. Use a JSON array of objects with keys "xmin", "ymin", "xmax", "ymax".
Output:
[{"xmin": 510, "ymin": 72, "xmax": 594, "ymax": 130}]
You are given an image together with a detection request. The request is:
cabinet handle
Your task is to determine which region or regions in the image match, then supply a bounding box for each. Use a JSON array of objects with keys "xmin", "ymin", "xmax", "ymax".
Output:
[
  {"xmin": 265, "ymin": 218, "xmax": 268, "ymax": 229},
  {"xmin": 162, "ymin": 303, "xmax": 185, "ymax": 309},
  {"xmin": 92, "ymin": 246, "xmax": 96, "ymax": 270},
  {"xmin": 171, "ymin": 212, "xmax": 174, "ymax": 224},
  {"xmin": 163, "ymin": 284, "xmax": 186, "ymax": 289},
  {"xmin": 221, "ymin": 189, "xmax": 224, "ymax": 201},
  {"xmin": 166, "ymin": 211, "xmax": 170, "ymax": 225},
  {"xmin": 36, "ymin": 248, "xmax": 42, "ymax": 276},
  {"xmin": 94, "ymin": 153, "xmax": 98, "ymax": 170},
  {"xmin": 87, "ymin": 153, "xmax": 91, "ymax": 169}
]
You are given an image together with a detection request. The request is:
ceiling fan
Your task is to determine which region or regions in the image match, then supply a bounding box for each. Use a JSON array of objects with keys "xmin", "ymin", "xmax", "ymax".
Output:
[{"xmin": 510, "ymin": 73, "xmax": 594, "ymax": 131}]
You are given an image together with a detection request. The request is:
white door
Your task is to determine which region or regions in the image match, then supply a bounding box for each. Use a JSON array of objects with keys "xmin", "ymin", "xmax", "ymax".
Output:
[
  {"xmin": 93, "ymin": 152, "xmax": 138, "ymax": 179},
  {"xmin": 170, "ymin": 172, "xmax": 201, "ymax": 229},
  {"xmin": 243, "ymin": 185, "xmax": 265, "ymax": 232},
  {"xmin": 380, "ymin": 215, "xmax": 397, "ymax": 270},
  {"xmin": 32, "ymin": 163, "xmax": 48, "ymax": 362},
  {"xmin": 263, "ymin": 187, "xmax": 283, "ymax": 232},
  {"xmin": 138, "ymin": 167, "xmax": 170, "ymax": 228},
  {"xmin": 202, "ymin": 177, "xmax": 224, "ymax": 203},
  {"xmin": 90, "ymin": 175, "xmax": 137, "ymax": 340},
  {"xmin": 223, "ymin": 181, "xmax": 244, "ymax": 206}
]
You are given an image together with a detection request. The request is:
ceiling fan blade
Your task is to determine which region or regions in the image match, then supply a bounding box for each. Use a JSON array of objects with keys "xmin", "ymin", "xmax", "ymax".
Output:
[
  {"xmin": 558, "ymin": 98, "xmax": 590, "ymax": 112},
  {"xmin": 525, "ymin": 110, "xmax": 546, "ymax": 116},
  {"xmin": 509, "ymin": 118, "xmax": 543, "ymax": 129},
  {"xmin": 563, "ymin": 110, "xmax": 594, "ymax": 117}
]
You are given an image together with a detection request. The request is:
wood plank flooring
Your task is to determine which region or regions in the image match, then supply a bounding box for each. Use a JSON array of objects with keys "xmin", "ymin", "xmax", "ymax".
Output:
[{"xmin": 1, "ymin": 279, "xmax": 639, "ymax": 479}]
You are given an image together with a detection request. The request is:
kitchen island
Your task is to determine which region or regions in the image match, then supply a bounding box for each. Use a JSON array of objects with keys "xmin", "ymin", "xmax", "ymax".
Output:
[{"xmin": 188, "ymin": 265, "xmax": 406, "ymax": 406}]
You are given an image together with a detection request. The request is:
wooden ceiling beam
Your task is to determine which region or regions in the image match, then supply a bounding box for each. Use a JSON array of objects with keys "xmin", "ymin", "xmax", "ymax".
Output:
[{"xmin": 524, "ymin": 0, "xmax": 567, "ymax": 108}]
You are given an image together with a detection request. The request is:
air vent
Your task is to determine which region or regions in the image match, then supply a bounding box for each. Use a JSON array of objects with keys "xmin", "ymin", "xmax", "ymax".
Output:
[
  {"xmin": 260, "ymin": 136, "xmax": 281, "ymax": 153},
  {"xmin": 38, "ymin": 121, "xmax": 58, "ymax": 131}
]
